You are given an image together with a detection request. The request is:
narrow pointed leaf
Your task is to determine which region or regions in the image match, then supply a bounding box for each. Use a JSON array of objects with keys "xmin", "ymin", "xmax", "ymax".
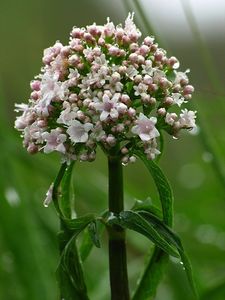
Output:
[
  {"xmin": 64, "ymin": 214, "xmax": 95, "ymax": 232},
  {"xmin": 53, "ymin": 163, "xmax": 91, "ymax": 300},
  {"xmin": 60, "ymin": 161, "xmax": 75, "ymax": 218},
  {"xmin": 138, "ymin": 210, "xmax": 198, "ymax": 297},
  {"xmin": 58, "ymin": 232, "xmax": 89, "ymax": 300},
  {"xmin": 132, "ymin": 198, "xmax": 162, "ymax": 219},
  {"xmin": 52, "ymin": 162, "xmax": 68, "ymax": 216},
  {"xmin": 132, "ymin": 150, "xmax": 174, "ymax": 300},
  {"xmin": 80, "ymin": 211, "xmax": 108, "ymax": 261},
  {"xmin": 134, "ymin": 150, "xmax": 173, "ymax": 226},
  {"xmin": 108, "ymin": 210, "xmax": 179, "ymax": 258}
]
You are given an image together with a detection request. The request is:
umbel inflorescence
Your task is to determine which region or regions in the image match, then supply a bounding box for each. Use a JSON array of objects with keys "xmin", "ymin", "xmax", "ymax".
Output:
[{"xmin": 15, "ymin": 13, "xmax": 196, "ymax": 164}]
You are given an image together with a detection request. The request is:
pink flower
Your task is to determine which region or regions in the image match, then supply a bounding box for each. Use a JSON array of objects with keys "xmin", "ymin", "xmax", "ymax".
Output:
[
  {"xmin": 67, "ymin": 120, "xmax": 93, "ymax": 143},
  {"xmin": 94, "ymin": 93, "xmax": 126, "ymax": 121},
  {"xmin": 132, "ymin": 113, "xmax": 160, "ymax": 141},
  {"xmin": 42, "ymin": 128, "xmax": 66, "ymax": 153},
  {"xmin": 179, "ymin": 109, "xmax": 197, "ymax": 128}
]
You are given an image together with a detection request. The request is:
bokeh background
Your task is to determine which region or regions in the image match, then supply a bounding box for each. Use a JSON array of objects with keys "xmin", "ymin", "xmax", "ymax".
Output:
[{"xmin": 1, "ymin": 0, "xmax": 225, "ymax": 299}]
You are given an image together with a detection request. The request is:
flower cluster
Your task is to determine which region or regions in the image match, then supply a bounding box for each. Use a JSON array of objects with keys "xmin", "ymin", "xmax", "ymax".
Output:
[{"xmin": 15, "ymin": 13, "xmax": 196, "ymax": 164}]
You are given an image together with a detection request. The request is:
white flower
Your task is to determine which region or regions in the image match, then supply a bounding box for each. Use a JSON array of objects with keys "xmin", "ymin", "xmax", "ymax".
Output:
[
  {"xmin": 36, "ymin": 71, "xmax": 68, "ymax": 116},
  {"xmin": 57, "ymin": 101, "xmax": 78, "ymax": 125},
  {"xmin": 153, "ymin": 69, "xmax": 165, "ymax": 83},
  {"xmin": 174, "ymin": 71, "xmax": 189, "ymax": 85},
  {"xmin": 132, "ymin": 113, "xmax": 160, "ymax": 141},
  {"xmin": 142, "ymin": 60, "xmax": 154, "ymax": 76},
  {"xmin": 172, "ymin": 93, "xmax": 186, "ymax": 107},
  {"xmin": 67, "ymin": 120, "xmax": 93, "ymax": 143},
  {"xmin": 126, "ymin": 65, "xmax": 138, "ymax": 79},
  {"xmin": 134, "ymin": 82, "xmax": 148, "ymax": 96},
  {"xmin": 42, "ymin": 128, "xmax": 66, "ymax": 153},
  {"xmin": 124, "ymin": 12, "xmax": 141, "ymax": 39},
  {"xmin": 165, "ymin": 113, "xmax": 178, "ymax": 126},
  {"xmin": 179, "ymin": 109, "xmax": 197, "ymax": 128},
  {"xmin": 93, "ymin": 93, "xmax": 123, "ymax": 121}
]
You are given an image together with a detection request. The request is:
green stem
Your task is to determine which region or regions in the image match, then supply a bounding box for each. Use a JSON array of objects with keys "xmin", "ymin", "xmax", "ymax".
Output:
[{"xmin": 108, "ymin": 154, "xmax": 130, "ymax": 300}]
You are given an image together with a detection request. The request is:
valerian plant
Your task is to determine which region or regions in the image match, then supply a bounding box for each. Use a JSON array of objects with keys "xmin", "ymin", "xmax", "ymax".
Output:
[{"xmin": 15, "ymin": 13, "xmax": 197, "ymax": 300}]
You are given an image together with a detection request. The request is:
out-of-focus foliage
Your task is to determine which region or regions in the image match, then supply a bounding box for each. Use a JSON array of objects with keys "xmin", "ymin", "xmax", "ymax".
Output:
[{"xmin": 1, "ymin": 0, "xmax": 225, "ymax": 299}]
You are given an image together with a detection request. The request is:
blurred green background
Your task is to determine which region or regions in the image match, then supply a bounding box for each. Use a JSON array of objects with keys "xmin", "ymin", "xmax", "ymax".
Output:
[{"xmin": 1, "ymin": 0, "xmax": 225, "ymax": 299}]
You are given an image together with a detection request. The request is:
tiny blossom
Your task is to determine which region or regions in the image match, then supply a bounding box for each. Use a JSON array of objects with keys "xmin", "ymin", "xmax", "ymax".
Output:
[
  {"xmin": 15, "ymin": 13, "xmax": 196, "ymax": 164},
  {"xmin": 42, "ymin": 129, "xmax": 67, "ymax": 153},
  {"xmin": 132, "ymin": 113, "xmax": 160, "ymax": 141},
  {"xmin": 67, "ymin": 120, "xmax": 93, "ymax": 143},
  {"xmin": 178, "ymin": 109, "xmax": 197, "ymax": 128}
]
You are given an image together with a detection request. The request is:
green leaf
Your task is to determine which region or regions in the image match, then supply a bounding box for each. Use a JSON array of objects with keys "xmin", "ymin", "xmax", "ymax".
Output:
[
  {"xmin": 64, "ymin": 214, "xmax": 95, "ymax": 232},
  {"xmin": 60, "ymin": 161, "xmax": 75, "ymax": 218},
  {"xmin": 132, "ymin": 151, "xmax": 174, "ymax": 300},
  {"xmin": 57, "ymin": 215, "xmax": 94, "ymax": 300},
  {"xmin": 138, "ymin": 210, "xmax": 198, "ymax": 298},
  {"xmin": 125, "ymin": 81, "xmax": 134, "ymax": 93},
  {"xmin": 134, "ymin": 150, "xmax": 173, "ymax": 226},
  {"xmin": 108, "ymin": 210, "xmax": 179, "ymax": 258},
  {"xmin": 57, "ymin": 233, "xmax": 89, "ymax": 300},
  {"xmin": 52, "ymin": 162, "xmax": 68, "ymax": 216},
  {"xmin": 53, "ymin": 163, "xmax": 92, "ymax": 300},
  {"xmin": 132, "ymin": 198, "xmax": 162, "ymax": 219},
  {"xmin": 80, "ymin": 211, "xmax": 108, "ymax": 261},
  {"xmin": 131, "ymin": 150, "xmax": 198, "ymax": 299},
  {"xmin": 88, "ymin": 220, "xmax": 101, "ymax": 248}
]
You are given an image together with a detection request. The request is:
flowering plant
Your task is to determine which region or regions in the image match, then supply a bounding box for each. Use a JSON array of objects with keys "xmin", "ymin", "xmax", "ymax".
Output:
[{"xmin": 15, "ymin": 13, "xmax": 197, "ymax": 300}]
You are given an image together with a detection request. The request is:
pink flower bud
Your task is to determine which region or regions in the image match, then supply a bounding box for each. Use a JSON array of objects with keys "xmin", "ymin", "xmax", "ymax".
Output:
[
  {"xmin": 121, "ymin": 147, "xmax": 129, "ymax": 154},
  {"xmin": 137, "ymin": 55, "xmax": 145, "ymax": 64},
  {"xmin": 183, "ymin": 85, "xmax": 194, "ymax": 95},
  {"xmin": 106, "ymin": 135, "xmax": 116, "ymax": 146},
  {"xmin": 129, "ymin": 156, "xmax": 136, "ymax": 163},
  {"xmin": 98, "ymin": 37, "xmax": 105, "ymax": 46},
  {"xmin": 167, "ymin": 56, "xmax": 180, "ymax": 69},
  {"xmin": 134, "ymin": 75, "xmax": 142, "ymax": 84},
  {"xmin": 60, "ymin": 46, "xmax": 70, "ymax": 57},
  {"xmin": 164, "ymin": 96, "xmax": 174, "ymax": 106},
  {"xmin": 30, "ymin": 80, "xmax": 41, "ymax": 91},
  {"xmin": 27, "ymin": 143, "xmax": 38, "ymax": 154},
  {"xmin": 157, "ymin": 108, "xmax": 166, "ymax": 116},
  {"xmin": 30, "ymin": 91, "xmax": 40, "ymax": 101},
  {"xmin": 129, "ymin": 53, "xmax": 138, "ymax": 63},
  {"xmin": 122, "ymin": 35, "xmax": 130, "ymax": 45},
  {"xmin": 121, "ymin": 94, "xmax": 131, "ymax": 105},
  {"xmin": 128, "ymin": 107, "xmax": 136, "ymax": 117},
  {"xmin": 71, "ymin": 27, "xmax": 84, "ymax": 38},
  {"xmin": 155, "ymin": 50, "xmax": 164, "ymax": 62},
  {"xmin": 143, "ymin": 36, "xmax": 154, "ymax": 47},
  {"xmin": 109, "ymin": 46, "xmax": 119, "ymax": 56},
  {"xmin": 129, "ymin": 43, "xmax": 139, "ymax": 52},
  {"xmin": 139, "ymin": 45, "xmax": 150, "ymax": 56}
]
